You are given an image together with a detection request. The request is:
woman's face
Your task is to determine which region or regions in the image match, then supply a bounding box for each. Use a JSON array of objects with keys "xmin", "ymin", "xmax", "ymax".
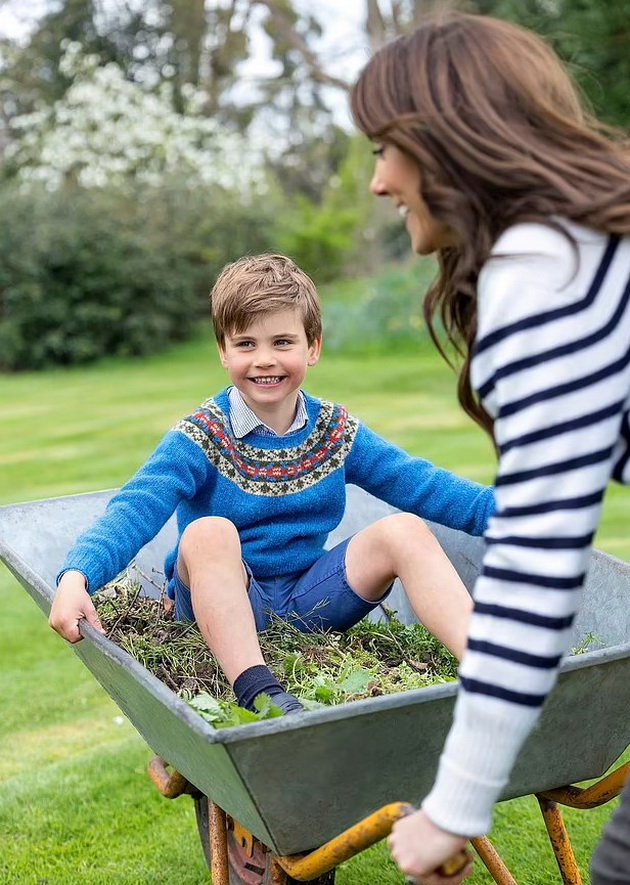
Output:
[{"xmin": 369, "ymin": 144, "xmax": 453, "ymax": 255}]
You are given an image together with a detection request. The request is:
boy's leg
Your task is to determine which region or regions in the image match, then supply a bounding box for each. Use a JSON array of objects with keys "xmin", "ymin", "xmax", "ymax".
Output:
[
  {"xmin": 177, "ymin": 516, "xmax": 263, "ymax": 684},
  {"xmin": 176, "ymin": 516, "xmax": 302, "ymax": 712},
  {"xmin": 345, "ymin": 513, "xmax": 472, "ymax": 660}
]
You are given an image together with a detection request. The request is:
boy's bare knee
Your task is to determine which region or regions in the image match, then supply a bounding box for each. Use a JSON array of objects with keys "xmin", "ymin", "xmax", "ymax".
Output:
[
  {"xmin": 179, "ymin": 516, "xmax": 240, "ymax": 561},
  {"xmin": 357, "ymin": 513, "xmax": 430, "ymax": 568},
  {"xmin": 381, "ymin": 512, "xmax": 430, "ymax": 543}
]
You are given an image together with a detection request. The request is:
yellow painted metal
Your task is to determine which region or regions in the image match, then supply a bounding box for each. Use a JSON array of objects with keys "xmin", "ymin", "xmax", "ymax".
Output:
[
  {"xmin": 275, "ymin": 802, "xmax": 414, "ymax": 880},
  {"xmin": 438, "ymin": 851, "xmax": 469, "ymax": 877},
  {"xmin": 268, "ymin": 856, "xmax": 290, "ymax": 885},
  {"xmin": 147, "ymin": 756, "xmax": 192, "ymax": 799},
  {"xmin": 210, "ymin": 802, "xmax": 229, "ymax": 885},
  {"xmin": 536, "ymin": 797, "xmax": 582, "ymax": 885},
  {"xmin": 471, "ymin": 836, "xmax": 518, "ymax": 885},
  {"xmin": 528, "ymin": 763, "xmax": 630, "ymax": 885},
  {"xmin": 538, "ymin": 762, "xmax": 630, "ymax": 809},
  {"xmin": 146, "ymin": 757, "xmax": 629, "ymax": 885},
  {"xmin": 231, "ymin": 816, "xmax": 256, "ymax": 858}
]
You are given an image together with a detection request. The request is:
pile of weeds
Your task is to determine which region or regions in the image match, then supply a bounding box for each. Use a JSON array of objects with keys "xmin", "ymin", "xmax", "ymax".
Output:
[{"xmin": 95, "ymin": 575, "xmax": 458, "ymax": 727}]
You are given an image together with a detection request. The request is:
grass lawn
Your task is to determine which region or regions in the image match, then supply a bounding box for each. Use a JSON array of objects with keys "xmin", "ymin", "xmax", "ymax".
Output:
[{"xmin": 1, "ymin": 330, "xmax": 628, "ymax": 884}]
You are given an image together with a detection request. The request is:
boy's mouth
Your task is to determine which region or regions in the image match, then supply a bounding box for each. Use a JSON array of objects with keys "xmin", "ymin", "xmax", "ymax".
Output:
[{"xmin": 251, "ymin": 376, "xmax": 284, "ymax": 385}]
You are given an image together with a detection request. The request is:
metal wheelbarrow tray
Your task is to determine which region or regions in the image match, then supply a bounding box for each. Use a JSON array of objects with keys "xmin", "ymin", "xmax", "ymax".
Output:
[{"xmin": 1, "ymin": 485, "xmax": 629, "ymax": 883}]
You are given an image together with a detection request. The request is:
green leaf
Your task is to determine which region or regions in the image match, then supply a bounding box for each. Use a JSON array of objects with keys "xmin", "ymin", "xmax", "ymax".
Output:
[
  {"xmin": 252, "ymin": 693, "xmax": 284, "ymax": 719},
  {"xmin": 338, "ymin": 668, "xmax": 373, "ymax": 694},
  {"xmin": 314, "ymin": 684, "xmax": 338, "ymax": 703},
  {"xmin": 218, "ymin": 704, "xmax": 264, "ymax": 727},
  {"xmin": 188, "ymin": 692, "xmax": 225, "ymax": 722}
]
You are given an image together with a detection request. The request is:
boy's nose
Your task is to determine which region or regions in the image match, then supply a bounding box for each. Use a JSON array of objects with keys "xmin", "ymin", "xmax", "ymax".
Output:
[{"xmin": 254, "ymin": 348, "xmax": 276, "ymax": 367}]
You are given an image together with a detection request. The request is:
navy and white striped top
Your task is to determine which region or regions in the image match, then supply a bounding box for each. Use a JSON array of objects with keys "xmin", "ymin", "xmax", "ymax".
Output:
[{"xmin": 423, "ymin": 220, "xmax": 630, "ymax": 835}]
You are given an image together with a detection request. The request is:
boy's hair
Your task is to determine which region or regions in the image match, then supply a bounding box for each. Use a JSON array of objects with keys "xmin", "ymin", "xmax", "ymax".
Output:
[{"xmin": 210, "ymin": 253, "xmax": 322, "ymax": 346}]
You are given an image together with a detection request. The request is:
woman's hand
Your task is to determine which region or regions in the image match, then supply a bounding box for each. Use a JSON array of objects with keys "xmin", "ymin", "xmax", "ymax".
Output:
[
  {"xmin": 389, "ymin": 808, "xmax": 473, "ymax": 885},
  {"xmin": 48, "ymin": 570, "xmax": 106, "ymax": 643}
]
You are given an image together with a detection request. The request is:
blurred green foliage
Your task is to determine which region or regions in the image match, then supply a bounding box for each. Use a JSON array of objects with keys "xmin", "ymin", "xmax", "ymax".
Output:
[
  {"xmin": 470, "ymin": 0, "xmax": 630, "ymax": 127},
  {"xmin": 277, "ymin": 137, "xmax": 381, "ymax": 283},
  {"xmin": 323, "ymin": 261, "xmax": 437, "ymax": 354},
  {"xmin": 0, "ymin": 180, "xmax": 278, "ymax": 371},
  {"xmin": 277, "ymin": 194, "xmax": 361, "ymax": 284}
]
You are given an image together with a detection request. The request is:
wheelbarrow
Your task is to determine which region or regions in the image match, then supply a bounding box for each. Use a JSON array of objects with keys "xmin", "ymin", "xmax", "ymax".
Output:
[{"xmin": 1, "ymin": 484, "xmax": 629, "ymax": 885}]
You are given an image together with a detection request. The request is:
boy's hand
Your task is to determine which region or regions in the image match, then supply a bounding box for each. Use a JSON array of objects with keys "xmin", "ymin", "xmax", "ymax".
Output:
[
  {"xmin": 389, "ymin": 808, "xmax": 473, "ymax": 885},
  {"xmin": 49, "ymin": 571, "xmax": 106, "ymax": 643}
]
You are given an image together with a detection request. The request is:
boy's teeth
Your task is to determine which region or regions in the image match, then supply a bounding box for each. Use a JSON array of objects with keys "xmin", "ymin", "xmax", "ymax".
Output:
[{"xmin": 255, "ymin": 376, "xmax": 281, "ymax": 384}]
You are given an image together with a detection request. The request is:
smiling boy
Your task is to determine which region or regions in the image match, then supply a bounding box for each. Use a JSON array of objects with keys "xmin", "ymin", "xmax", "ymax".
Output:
[{"xmin": 50, "ymin": 253, "xmax": 493, "ymax": 714}]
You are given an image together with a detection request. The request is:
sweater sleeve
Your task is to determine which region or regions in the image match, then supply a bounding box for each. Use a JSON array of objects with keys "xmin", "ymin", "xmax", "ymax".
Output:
[
  {"xmin": 58, "ymin": 429, "xmax": 212, "ymax": 593},
  {"xmin": 422, "ymin": 223, "xmax": 630, "ymax": 835},
  {"xmin": 345, "ymin": 423, "xmax": 494, "ymax": 536}
]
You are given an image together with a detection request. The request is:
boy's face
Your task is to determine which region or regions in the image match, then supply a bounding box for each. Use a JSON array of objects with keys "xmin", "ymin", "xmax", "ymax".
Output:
[{"xmin": 218, "ymin": 309, "xmax": 321, "ymax": 414}]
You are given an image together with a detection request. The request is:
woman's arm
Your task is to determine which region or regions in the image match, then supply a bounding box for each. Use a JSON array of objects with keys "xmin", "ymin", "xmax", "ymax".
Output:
[{"xmin": 424, "ymin": 223, "xmax": 630, "ymax": 835}]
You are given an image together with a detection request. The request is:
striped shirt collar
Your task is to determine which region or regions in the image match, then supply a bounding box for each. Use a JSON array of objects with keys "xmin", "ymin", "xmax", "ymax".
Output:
[{"xmin": 228, "ymin": 386, "xmax": 308, "ymax": 438}]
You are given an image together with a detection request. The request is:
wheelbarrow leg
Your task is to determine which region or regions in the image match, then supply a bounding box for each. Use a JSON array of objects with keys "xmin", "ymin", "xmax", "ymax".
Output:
[
  {"xmin": 209, "ymin": 801, "xmax": 230, "ymax": 885},
  {"xmin": 534, "ymin": 761, "xmax": 630, "ymax": 885},
  {"xmin": 536, "ymin": 797, "xmax": 581, "ymax": 885},
  {"xmin": 471, "ymin": 836, "xmax": 518, "ymax": 885},
  {"xmin": 268, "ymin": 857, "xmax": 292, "ymax": 885}
]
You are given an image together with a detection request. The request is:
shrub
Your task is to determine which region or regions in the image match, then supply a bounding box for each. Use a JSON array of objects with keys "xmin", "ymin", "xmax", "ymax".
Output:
[
  {"xmin": 276, "ymin": 137, "xmax": 378, "ymax": 285},
  {"xmin": 277, "ymin": 195, "xmax": 360, "ymax": 284},
  {"xmin": 0, "ymin": 181, "xmax": 278, "ymax": 371},
  {"xmin": 323, "ymin": 261, "xmax": 437, "ymax": 354}
]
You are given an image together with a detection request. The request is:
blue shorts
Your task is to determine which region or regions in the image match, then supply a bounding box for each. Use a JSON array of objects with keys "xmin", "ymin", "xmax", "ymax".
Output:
[{"xmin": 172, "ymin": 536, "xmax": 390, "ymax": 633}]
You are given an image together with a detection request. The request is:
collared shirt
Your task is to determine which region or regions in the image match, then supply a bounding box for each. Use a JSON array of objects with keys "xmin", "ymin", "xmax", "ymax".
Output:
[{"xmin": 228, "ymin": 386, "xmax": 309, "ymax": 438}]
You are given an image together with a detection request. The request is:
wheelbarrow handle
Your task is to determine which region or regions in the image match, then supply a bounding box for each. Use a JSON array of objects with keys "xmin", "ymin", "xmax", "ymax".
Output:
[
  {"xmin": 276, "ymin": 802, "xmax": 469, "ymax": 881},
  {"xmin": 398, "ymin": 805, "xmax": 469, "ymax": 878}
]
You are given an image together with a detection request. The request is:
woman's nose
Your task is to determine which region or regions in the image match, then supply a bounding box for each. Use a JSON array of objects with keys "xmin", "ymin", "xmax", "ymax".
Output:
[{"xmin": 370, "ymin": 173, "xmax": 387, "ymax": 196}]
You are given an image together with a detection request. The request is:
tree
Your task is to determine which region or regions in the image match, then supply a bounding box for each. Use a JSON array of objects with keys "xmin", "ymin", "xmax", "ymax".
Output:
[{"xmin": 3, "ymin": 41, "xmax": 264, "ymax": 192}]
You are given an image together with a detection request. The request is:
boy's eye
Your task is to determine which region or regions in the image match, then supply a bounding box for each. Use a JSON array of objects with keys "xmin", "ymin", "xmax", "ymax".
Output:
[
  {"xmin": 275, "ymin": 338, "xmax": 291, "ymax": 346},
  {"xmin": 372, "ymin": 144, "xmax": 385, "ymax": 157}
]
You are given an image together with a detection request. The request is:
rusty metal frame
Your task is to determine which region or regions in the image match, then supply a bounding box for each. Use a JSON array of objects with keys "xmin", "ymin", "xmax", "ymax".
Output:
[
  {"xmin": 147, "ymin": 756, "xmax": 629, "ymax": 884},
  {"xmin": 533, "ymin": 762, "xmax": 630, "ymax": 885}
]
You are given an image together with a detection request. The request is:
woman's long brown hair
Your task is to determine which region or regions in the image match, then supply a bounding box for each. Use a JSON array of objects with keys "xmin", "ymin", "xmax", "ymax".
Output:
[{"xmin": 351, "ymin": 12, "xmax": 630, "ymax": 438}]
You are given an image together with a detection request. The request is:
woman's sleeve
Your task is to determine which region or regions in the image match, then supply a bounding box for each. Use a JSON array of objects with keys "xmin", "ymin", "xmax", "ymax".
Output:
[{"xmin": 422, "ymin": 224, "xmax": 630, "ymax": 835}]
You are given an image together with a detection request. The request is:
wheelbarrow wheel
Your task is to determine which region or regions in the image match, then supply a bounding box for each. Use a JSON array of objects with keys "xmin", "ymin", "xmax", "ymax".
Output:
[{"xmin": 194, "ymin": 795, "xmax": 335, "ymax": 885}]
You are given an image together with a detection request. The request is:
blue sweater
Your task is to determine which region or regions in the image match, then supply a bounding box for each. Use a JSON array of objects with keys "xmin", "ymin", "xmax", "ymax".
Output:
[{"xmin": 60, "ymin": 388, "xmax": 494, "ymax": 595}]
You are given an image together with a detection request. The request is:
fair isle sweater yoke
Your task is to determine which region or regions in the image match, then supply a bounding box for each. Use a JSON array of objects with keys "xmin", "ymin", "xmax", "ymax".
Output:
[
  {"xmin": 60, "ymin": 388, "xmax": 494, "ymax": 596},
  {"xmin": 422, "ymin": 220, "xmax": 630, "ymax": 837}
]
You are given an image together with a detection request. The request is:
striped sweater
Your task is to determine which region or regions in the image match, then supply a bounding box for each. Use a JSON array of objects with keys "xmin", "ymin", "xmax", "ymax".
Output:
[{"xmin": 423, "ymin": 220, "xmax": 630, "ymax": 835}]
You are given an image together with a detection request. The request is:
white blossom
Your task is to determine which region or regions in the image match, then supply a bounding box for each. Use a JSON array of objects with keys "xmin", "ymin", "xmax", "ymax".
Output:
[{"xmin": 5, "ymin": 42, "xmax": 266, "ymax": 195}]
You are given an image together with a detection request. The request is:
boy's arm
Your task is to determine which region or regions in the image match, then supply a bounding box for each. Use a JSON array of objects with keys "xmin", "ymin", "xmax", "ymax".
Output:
[
  {"xmin": 49, "ymin": 569, "xmax": 106, "ymax": 643},
  {"xmin": 56, "ymin": 430, "xmax": 212, "ymax": 599},
  {"xmin": 345, "ymin": 423, "xmax": 494, "ymax": 535}
]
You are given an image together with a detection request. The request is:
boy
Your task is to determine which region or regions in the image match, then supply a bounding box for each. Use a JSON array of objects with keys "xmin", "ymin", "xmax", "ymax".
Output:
[{"xmin": 50, "ymin": 253, "xmax": 494, "ymax": 714}]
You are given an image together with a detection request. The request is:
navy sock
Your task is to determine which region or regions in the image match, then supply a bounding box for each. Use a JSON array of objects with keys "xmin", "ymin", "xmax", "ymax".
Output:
[{"xmin": 233, "ymin": 665, "xmax": 286, "ymax": 711}]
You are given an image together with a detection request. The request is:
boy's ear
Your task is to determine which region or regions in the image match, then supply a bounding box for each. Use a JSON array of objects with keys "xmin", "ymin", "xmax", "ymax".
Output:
[
  {"xmin": 217, "ymin": 343, "xmax": 228, "ymax": 368},
  {"xmin": 308, "ymin": 336, "xmax": 322, "ymax": 366}
]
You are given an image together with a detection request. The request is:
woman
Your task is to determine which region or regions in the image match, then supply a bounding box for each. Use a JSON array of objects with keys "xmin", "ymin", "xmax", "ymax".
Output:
[{"xmin": 351, "ymin": 11, "xmax": 630, "ymax": 885}]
